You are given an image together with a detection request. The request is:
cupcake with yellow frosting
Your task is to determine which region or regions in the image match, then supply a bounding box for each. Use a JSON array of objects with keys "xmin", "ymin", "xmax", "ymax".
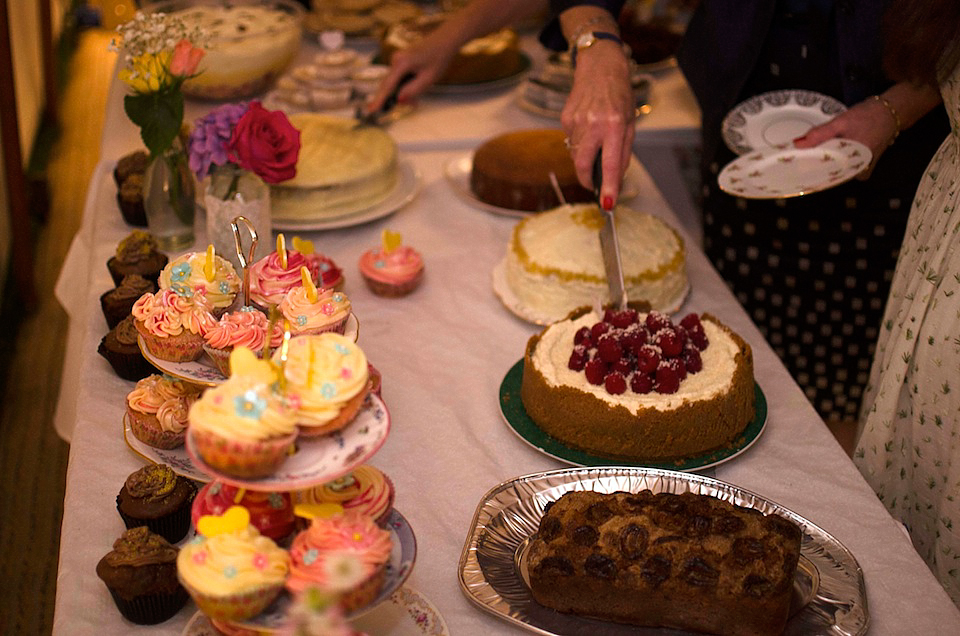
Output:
[
  {"xmin": 358, "ymin": 229, "xmax": 423, "ymax": 297},
  {"xmin": 188, "ymin": 347, "xmax": 299, "ymax": 478},
  {"xmin": 273, "ymin": 333, "xmax": 370, "ymax": 437},
  {"xmin": 159, "ymin": 245, "xmax": 241, "ymax": 315},
  {"xmin": 126, "ymin": 374, "xmax": 203, "ymax": 449},
  {"xmin": 202, "ymin": 306, "xmax": 286, "ymax": 377},
  {"xmin": 285, "ymin": 510, "xmax": 392, "ymax": 613},
  {"xmin": 291, "ymin": 465, "xmax": 394, "ymax": 528},
  {"xmin": 279, "ymin": 267, "xmax": 352, "ymax": 337},
  {"xmin": 178, "ymin": 506, "xmax": 290, "ymax": 622},
  {"xmin": 132, "ymin": 288, "xmax": 218, "ymax": 362}
]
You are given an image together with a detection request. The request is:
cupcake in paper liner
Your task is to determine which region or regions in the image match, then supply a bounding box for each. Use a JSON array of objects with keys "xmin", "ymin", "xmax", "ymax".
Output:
[
  {"xmin": 357, "ymin": 229, "xmax": 423, "ymax": 297},
  {"xmin": 273, "ymin": 333, "xmax": 370, "ymax": 437},
  {"xmin": 279, "ymin": 267, "xmax": 351, "ymax": 337},
  {"xmin": 96, "ymin": 526, "xmax": 188, "ymax": 625},
  {"xmin": 285, "ymin": 509, "xmax": 392, "ymax": 614},
  {"xmin": 107, "ymin": 230, "xmax": 168, "ymax": 286},
  {"xmin": 188, "ymin": 347, "xmax": 298, "ymax": 479},
  {"xmin": 250, "ymin": 233, "xmax": 321, "ymax": 309},
  {"xmin": 116, "ymin": 464, "xmax": 197, "ymax": 543},
  {"xmin": 133, "ymin": 288, "xmax": 217, "ymax": 362},
  {"xmin": 126, "ymin": 374, "xmax": 202, "ymax": 449},
  {"xmin": 203, "ymin": 306, "xmax": 286, "ymax": 377},
  {"xmin": 177, "ymin": 506, "xmax": 290, "ymax": 622},
  {"xmin": 98, "ymin": 315, "xmax": 155, "ymax": 381},
  {"xmin": 158, "ymin": 245, "xmax": 241, "ymax": 315},
  {"xmin": 101, "ymin": 274, "xmax": 156, "ymax": 329},
  {"xmin": 292, "ymin": 236, "xmax": 344, "ymax": 292},
  {"xmin": 291, "ymin": 465, "xmax": 394, "ymax": 528}
]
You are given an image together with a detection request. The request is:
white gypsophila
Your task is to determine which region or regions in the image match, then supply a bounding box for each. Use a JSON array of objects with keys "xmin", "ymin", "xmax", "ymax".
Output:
[{"xmin": 109, "ymin": 11, "xmax": 207, "ymax": 64}]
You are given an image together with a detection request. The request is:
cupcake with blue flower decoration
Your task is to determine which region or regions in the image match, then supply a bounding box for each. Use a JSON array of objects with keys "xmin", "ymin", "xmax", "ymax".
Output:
[
  {"xmin": 158, "ymin": 245, "xmax": 241, "ymax": 316},
  {"xmin": 177, "ymin": 505, "xmax": 290, "ymax": 622},
  {"xmin": 273, "ymin": 333, "xmax": 370, "ymax": 437},
  {"xmin": 279, "ymin": 267, "xmax": 352, "ymax": 337},
  {"xmin": 188, "ymin": 347, "xmax": 298, "ymax": 478}
]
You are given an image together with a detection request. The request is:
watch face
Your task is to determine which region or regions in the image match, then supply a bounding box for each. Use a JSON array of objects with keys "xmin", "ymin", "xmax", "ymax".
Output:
[{"xmin": 576, "ymin": 32, "xmax": 596, "ymax": 49}]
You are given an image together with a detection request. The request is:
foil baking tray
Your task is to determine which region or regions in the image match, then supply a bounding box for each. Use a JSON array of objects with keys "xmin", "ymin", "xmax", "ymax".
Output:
[{"xmin": 458, "ymin": 466, "xmax": 868, "ymax": 635}]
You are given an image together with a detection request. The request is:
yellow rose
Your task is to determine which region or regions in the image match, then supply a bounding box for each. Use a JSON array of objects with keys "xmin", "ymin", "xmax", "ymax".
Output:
[{"xmin": 120, "ymin": 52, "xmax": 173, "ymax": 93}]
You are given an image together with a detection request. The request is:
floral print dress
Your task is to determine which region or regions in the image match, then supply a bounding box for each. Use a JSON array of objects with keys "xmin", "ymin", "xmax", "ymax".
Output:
[{"xmin": 855, "ymin": 60, "xmax": 960, "ymax": 604}]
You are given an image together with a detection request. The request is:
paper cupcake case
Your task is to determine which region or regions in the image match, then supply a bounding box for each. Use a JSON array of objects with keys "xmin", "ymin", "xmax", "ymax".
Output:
[{"xmin": 188, "ymin": 429, "xmax": 298, "ymax": 480}]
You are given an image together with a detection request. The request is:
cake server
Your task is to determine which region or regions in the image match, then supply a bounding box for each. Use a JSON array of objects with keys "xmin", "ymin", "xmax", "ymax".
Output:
[
  {"xmin": 594, "ymin": 151, "xmax": 628, "ymax": 309},
  {"xmin": 354, "ymin": 72, "xmax": 415, "ymax": 127}
]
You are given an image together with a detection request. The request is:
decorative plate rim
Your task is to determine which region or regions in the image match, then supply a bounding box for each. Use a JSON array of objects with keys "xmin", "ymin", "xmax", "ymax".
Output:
[{"xmin": 721, "ymin": 89, "xmax": 848, "ymax": 155}]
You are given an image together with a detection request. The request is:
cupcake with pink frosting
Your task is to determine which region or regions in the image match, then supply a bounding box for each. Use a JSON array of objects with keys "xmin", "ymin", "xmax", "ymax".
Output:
[
  {"xmin": 132, "ymin": 288, "xmax": 217, "ymax": 362},
  {"xmin": 202, "ymin": 306, "xmax": 286, "ymax": 376},
  {"xmin": 358, "ymin": 230, "xmax": 423, "ymax": 297},
  {"xmin": 292, "ymin": 236, "xmax": 344, "ymax": 292},
  {"xmin": 285, "ymin": 510, "xmax": 393, "ymax": 613},
  {"xmin": 291, "ymin": 465, "xmax": 394, "ymax": 528},
  {"xmin": 250, "ymin": 234, "xmax": 319, "ymax": 309},
  {"xmin": 126, "ymin": 374, "xmax": 203, "ymax": 449},
  {"xmin": 279, "ymin": 267, "xmax": 352, "ymax": 336}
]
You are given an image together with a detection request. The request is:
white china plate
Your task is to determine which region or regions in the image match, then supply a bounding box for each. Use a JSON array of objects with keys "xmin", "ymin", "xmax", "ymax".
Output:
[
  {"xmin": 137, "ymin": 313, "xmax": 359, "ymax": 387},
  {"xmin": 717, "ymin": 139, "xmax": 872, "ymax": 200},
  {"xmin": 491, "ymin": 258, "xmax": 690, "ymax": 326},
  {"xmin": 271, "ymin": 159, "xmax": 421, "ymax": 231},
  {"xmin": 445, "ymin": 154, "xmax": 643, "ymax": 219},
  {"xmin": 124, "ymin": 392, "xmax": 390, "ymax": 489},
  {"xmin": 459, "ymin": 467, "xmax": 868, "ymax": 636},
  {"xmin": 183, "ymin": 510, "xmax": 427, "ymax": 635},
  {"xmin": 722, "ymin": 89, "xmax": 847, "ymax": 155}
]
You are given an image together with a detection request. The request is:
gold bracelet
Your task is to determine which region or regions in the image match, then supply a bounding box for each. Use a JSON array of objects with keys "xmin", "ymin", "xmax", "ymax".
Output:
[{"xmin": 872, "ymin": 94, "xmax": 901, "ymax": 145}]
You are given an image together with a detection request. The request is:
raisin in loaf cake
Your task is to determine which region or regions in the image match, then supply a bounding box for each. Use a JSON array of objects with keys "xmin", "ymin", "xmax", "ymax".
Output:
[{"xmin": 527, "ymin": 490, "xmax": 802, "ymax": 636}]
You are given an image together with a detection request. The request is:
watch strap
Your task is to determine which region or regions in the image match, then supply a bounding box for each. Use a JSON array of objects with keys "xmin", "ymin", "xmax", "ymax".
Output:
[{"xmin": 571, "ymin": 31, "xmax": 622, "ymax": 68}]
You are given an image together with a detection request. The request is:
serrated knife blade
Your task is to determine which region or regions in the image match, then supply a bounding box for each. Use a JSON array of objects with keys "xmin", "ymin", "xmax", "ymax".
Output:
[{"xmin": 593, "ymin": 151, "xmax": 628, "ymax": 309}]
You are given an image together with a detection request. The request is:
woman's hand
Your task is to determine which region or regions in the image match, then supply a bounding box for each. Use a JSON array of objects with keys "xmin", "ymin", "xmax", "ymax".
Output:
[{"xmin": 560, "ymin": 39, "xmax": 636, "ymax": 208}]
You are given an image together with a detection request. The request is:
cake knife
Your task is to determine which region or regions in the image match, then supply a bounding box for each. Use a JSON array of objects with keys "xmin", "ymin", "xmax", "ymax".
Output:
[
  {"xmin": 354, "ymin": 72, "xmax": 415, "ymax": 127},
  {"xmin": 594, "ymin": 151, "xmax": 628, "ymax": 309}
]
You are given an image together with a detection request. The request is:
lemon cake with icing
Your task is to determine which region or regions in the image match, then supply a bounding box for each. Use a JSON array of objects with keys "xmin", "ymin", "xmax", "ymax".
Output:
[
  {"xmin": 270, "ymin": 114, "xmax": 398, "ymax": 223},
  {"xmin": 505, "ymin": 204, "xmax": 687, "ymax": 322},
  {"xmin": 521, "ymin": 307, "xmax": 754, "ymax": 461}
]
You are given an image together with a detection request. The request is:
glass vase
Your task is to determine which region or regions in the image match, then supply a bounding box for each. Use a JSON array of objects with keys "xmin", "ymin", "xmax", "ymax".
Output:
[
  {"xmin": 204, "ymin": 164, "xmax": 271, "ymax": 272},
  {"xmin": 142, "ymin": 139, "xmax": 196, "ymax": 251}
]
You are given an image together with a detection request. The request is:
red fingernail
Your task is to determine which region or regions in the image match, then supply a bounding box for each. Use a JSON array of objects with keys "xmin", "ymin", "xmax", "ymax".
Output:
[
  {"xmin": 602, "ymin": 196, "xmax": 614, "ymax": 210},
  {"xmin": 793, "ymin": 135, "xmax": 807, "ymax": 142}
]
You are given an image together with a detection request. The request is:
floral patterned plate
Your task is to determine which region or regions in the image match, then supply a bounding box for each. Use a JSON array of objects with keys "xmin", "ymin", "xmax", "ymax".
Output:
[
  {"xmin": 722, "ymin": 89, "xmax": 847, "ymax": 155},
  {"xmin": 137, "ymin": 313, "xmax": 359, "ymax": 387},
  {"xmin": 717, "ymin": 139, "xmax": 872, "ymax": 200},
  {"xmin": 124, "ymin": 392, "xmax": 390, "ymax": 489}
]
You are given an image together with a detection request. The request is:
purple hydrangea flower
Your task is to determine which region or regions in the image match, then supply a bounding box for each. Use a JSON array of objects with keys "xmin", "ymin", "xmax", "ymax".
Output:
[{"xmin": 187, "ymin": 101, "xmax": 249, "ymax": 180}]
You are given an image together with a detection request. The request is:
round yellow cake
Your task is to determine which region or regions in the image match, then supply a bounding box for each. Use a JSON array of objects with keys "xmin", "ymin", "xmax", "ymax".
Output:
[{"xmin": 270, "ymin": 114, "xmax": 398, "ymax": 223}]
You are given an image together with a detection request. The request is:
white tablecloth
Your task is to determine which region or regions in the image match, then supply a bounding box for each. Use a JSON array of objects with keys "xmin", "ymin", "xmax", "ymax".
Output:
[{"xmin": 53, "ymin": 36, "xmax": 960, "ymax": 636}]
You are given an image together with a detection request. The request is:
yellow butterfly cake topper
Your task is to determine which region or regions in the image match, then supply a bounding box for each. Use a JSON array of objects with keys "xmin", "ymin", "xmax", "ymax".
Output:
[
  {"xmin": 293, "ymin": 502, "xmax": 344, "ymax": 521},
  {"xmin": 381, "ymin": 229, "xmax": 403, "ymax": 255},
  {"xmin": 197, "ymin": 505, "xmax": 250, "ymax": 537},
  {"xmin": 291, "ymin": 236, "xmax": 314, "ymax": 255}
]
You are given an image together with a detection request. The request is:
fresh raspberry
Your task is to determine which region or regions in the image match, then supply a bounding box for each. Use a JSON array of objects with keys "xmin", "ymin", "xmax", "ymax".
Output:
[
  {"xmin": 656, "ymin": 328, "xmax": 684, "ymax": 357},
  {"xmin": 645, "ymin": 311, "xmax": 671, "ymax": 333},
  {"xmin": 636, "ymin": 345, "xmax": 660, "ymax": 373},
  {"xmin": 590, "ymin": 321, "xmax": 612, "ymax": 341},
  {"xmin": 604, "ymin": 372, "xmax": 627, "ymax": 395},
  {"xmin": 596, "ymin": 334, "xmax": 623, "ymax": 363},
  {"xmin": 574, "ymin": 326, "xmax": 592, "ymax": 346},
  {"xmin": 630, "ymin": 372, "xmax": 654, "ymax": 394},
  {"xmin": 621, "ymin": 328, "xmax": 648, "ymax": 354},
  {"xmin": 679, "ymin": 313, "xmax": 702, "ymax": 330},
  {"xmin": 655, "ymin": 366, "xmax": 680, "ymax": 394},
  {"xmin": 684, "ymin": 348, "xmax": 703, "ymax": 373},
  {"xmin": 568, "ymin": 347, "xmax": 588, "ymax": 371},
  {"xmin": 665, "ymin": 357, "xmax": 687, "ymax": 380},
  {"xmin": 584, "ymin": 359, "xmax": 608, "ymax": 385},
  {"xmin": 607, "ymin": 308, "xmax": 638, "ymax": 329},
  {"xmin": 688, "ymin": 324, "xmax": 709, "ymax": 350},
  {"xmin": 612, "ymin": 358, "xmax": 634, "ymax": 376}
]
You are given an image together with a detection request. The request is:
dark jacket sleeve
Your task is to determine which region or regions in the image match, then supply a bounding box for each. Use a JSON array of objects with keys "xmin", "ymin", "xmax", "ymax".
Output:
[{"xmin": 539, "ymin": 0, "xmax": 628, "ymax": 51}]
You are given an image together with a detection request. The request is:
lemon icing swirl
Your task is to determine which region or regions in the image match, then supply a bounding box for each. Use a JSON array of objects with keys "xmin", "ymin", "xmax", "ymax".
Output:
[
  {"xmin": 274, "ymin": 334, "xmax": 369, "ymax": 428},
  {"xmin": 357, "ymin": 246, "xmax": 423, "ymax": 285},
  {"xmin": 189, "ymin": 374, "xmax": 298, "ymax": 442},
  {"xmin": 127, "ymin": 374, "xmax": 202, "ymax": 434},
  {"xmin": 159, "ymin": 251, "xmax": 240, "ymax": 310},
  {"xmin": 177, "ymin": 524, "xmax": 289, "ymax": 596},
  {"xmin": 286, "ymin": 512, "xmax": 392, "ymax": 594},
  {"xmin": 279, "ymin": 287, "xmax": 351, "ymax": 335},
  {"xmin": 292, "ymin": 465, "xmax": 391, "ymax": 521},
  {"xmin": 132, "ymin": 289, "xmax": 217, "ymax": 338}
]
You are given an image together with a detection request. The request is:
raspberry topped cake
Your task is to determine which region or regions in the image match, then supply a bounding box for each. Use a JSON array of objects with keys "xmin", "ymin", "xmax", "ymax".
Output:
[{"xmin": 521, "ymin": 307, "xmax": 754, "ymax": 461}]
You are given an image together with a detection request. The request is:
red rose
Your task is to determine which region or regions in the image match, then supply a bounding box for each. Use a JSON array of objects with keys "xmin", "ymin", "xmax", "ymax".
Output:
[{"xmin": 227, "ymin": 101, "xmax": 300, "ymax": 184}]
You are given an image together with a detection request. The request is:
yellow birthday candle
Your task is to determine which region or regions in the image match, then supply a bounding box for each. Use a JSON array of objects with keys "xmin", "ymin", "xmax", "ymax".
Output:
[
  {"xmin": 277, "ymin": 233, "xmax": 288, "ymax": 269},
  {"xmin": 203, "ymin": 244, "xmax": 216, "ymax": 282},
  {"xmin": 300, "ymin": 266, "xmax": 318, "ymax": 304},
  {"xmin": 381, "ymin": 229, "xmax": 402, "ymax": 255}
]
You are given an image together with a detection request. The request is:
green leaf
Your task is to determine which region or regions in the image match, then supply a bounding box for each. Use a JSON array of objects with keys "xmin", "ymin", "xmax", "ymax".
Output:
[{"xmin": 124, "ymin": 89, "xmax": 184, "ymax": 157}]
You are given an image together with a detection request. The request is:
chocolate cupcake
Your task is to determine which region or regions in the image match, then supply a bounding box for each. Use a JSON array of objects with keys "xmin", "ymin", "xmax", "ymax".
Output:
[
  {"xmin": 107, "ymin": 230, "xmax": 168, "ymax": 287},
  {"xmin": 98, "ymin": 315, "xmax": 155, "ymax": 382},
  {"xmin": 116, "ymin": 464, "xmax": 197, "ymax": 544},
  {"xmin": 96, "ymin": 526, "xmax": 188, "ymax": 625},
  {"xmin": 117, "ymin": 173, "xmax": 147, "ymax": 227},
  {"xmin": 101, "ymin": 274, "xmax": 156, "ymax": 329},
  {"xmin": 114, "ymin": 149, "xmax": 149, "ymax": 186}
]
